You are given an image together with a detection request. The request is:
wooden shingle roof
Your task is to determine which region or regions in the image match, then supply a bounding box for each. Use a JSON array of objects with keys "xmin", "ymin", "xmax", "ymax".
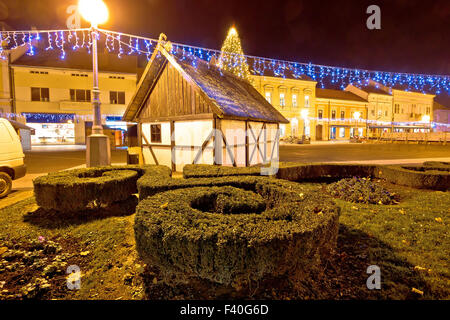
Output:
[{"xmin": 122, "ymin": 39, "xmax": 288, "ymax": 123}]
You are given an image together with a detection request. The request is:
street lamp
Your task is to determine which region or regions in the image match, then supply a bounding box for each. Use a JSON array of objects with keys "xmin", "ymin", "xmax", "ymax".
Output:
[
  {"xmin": 353, "ymin": 111, "xmax": 361, "ymax": 138},
  {"xmin": 422, "ymin": 114, "xmax": 431, "ymax": 132},
  {"xmin": 79, "ymin": 0, "xmax": 111, "ymax": 167},
  {"xmin": 421, "ymin": 114, "xmax": 430, "ymax": 123},
  {"xmin": 300, "ymin": 108, "xmax": 309, "ymax": 142}
]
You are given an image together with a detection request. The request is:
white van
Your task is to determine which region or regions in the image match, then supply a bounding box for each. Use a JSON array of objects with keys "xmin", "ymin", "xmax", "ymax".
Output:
[{"xmin": 0, "ymin": 118, "xmax": 26, "ymax": 198}]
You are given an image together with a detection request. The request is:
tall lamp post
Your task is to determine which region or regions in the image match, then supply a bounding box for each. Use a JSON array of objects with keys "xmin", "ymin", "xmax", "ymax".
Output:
[
  {"xmin": 79, "ymin": 0, "xmax": 111, "ymax": 167},
  {"xmin": 300, "ymin": 108, "xmax": 309, "ymax": 143},
  {"xmin": 353, "ymin": 111, "xmax": 361, "ymax": 138}
]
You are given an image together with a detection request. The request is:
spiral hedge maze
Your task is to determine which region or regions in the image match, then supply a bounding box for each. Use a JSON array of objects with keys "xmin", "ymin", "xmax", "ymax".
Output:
[
  {"xmin": 32, "ymin": 160, "xmax": 449, "ymax": 297},
  {"xmin": 135, "ymin": 177, "xmax": 340, "ymax": 288}
]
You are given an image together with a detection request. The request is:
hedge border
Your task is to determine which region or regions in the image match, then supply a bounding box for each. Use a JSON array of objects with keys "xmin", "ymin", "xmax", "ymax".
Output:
[
  {"xmin": 182, "ymin": 163, "xmax": 449, "ymax": 191},
  {"xmin": 33, "ymin": 165, "xmax": 172, "ymax": 212}
]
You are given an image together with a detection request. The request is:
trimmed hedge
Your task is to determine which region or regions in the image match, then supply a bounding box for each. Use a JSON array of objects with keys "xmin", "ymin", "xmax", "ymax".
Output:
[
  {"xmin": 33, "ymin": 165, "xmax": 171, "ymax": 212},
  {"xmin": 183, "ymin": 163, "xmax": 449, "ymax": 190},
  {"xmin": 275, "ymin": 163, "xmax": 377, "ymax": 181},
  {"xmin": 374, "ymin": 165, "xmax": 450, "ymax": 191},
  {"xmin": 183, "ymin": 164, "xmax": 263, "ymax": 179},
  {"xmin": 135, "ymin": 176, "xmax": 340, "ymax": 286}
]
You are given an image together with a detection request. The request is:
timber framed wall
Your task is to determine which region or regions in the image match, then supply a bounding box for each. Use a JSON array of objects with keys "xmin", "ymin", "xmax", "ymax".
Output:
[{"xmin": 139, "ymin": 117, "xmax": 280, "ymax": 171}]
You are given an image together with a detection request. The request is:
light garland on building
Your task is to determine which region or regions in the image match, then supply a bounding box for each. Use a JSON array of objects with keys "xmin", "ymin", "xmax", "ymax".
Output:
[{"xmin": 0, "ymin": 28, "xmax": 448, "ymax": 95}]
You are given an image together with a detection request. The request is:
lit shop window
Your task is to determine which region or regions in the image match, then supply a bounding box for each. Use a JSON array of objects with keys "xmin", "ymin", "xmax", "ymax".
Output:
[
  {"xmin": 265, "ymin": 92, "xmax": 272, "ymax": 104},
  {"xmin": 339, "ymin": 127, "xmax": 345, "ymax": 138}
]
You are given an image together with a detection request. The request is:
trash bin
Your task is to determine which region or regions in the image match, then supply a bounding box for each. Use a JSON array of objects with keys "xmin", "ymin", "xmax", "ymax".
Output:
[
  {"xmin": 127, "ymin": 153, "xmax": 139, "ymax": 164},
  {"xmin": 127, "ymin": 147, "xmax": 141, "ymax": 164}
]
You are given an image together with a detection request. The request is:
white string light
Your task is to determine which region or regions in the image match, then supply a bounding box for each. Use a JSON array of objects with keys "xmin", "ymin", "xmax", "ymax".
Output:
[{"xmin": 0, "ymin": 28, "xmax": 448, "ymax": 95}]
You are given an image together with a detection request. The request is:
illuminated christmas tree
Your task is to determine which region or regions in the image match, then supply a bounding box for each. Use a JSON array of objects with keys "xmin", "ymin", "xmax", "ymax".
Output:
[{"xmin": 218, "ymin": 26, "xmax": 251, "ymax": 81}]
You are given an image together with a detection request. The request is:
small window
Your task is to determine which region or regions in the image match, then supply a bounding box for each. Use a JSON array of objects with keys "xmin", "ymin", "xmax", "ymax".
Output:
[
  {"xmin": 292, "ymin": 94, "xmax": 298, "ymax": 107},
  {"xmin": 31, "ymin": 87, "xmax": 50, "ymax": 102},
  {"xmin": 279, "ymin": 93, "xmax": 285, "ymax": 107},
  {"xmin": 318, "ymin": 110, "xmax": 323, "ymax": 120},
  {"xmin": 426, "ymin": 107, "xmax": 431, "ymax": 115},
  {"xmin": 304, "ymin": 95, "xmax": 310, "ymax": 108},
  {"xmin": 110, "ymin": 91, "xmax": 126, "ymax": 104},
  {"xmin": 340, "ymin": 111, "xmax": 345, "ymax": 120},
  {"xmin": 150, "ymin": 124, "xmax": 161, "ymax": 143},
  {"xmin": 265, "ymin": 91, "xmax": 272, "ymax": 104},
  {"xmin": 394, "ymin": 104, "xmax": 400, "ymax": 113},
  {"xmin": 331, "ymin": 110, "xmax": 336, "ymax": 120},
  {"xmin": 70, "ymin": 89, "xmax": 91, "ymax": 102},
  {"xmin": 371, "ymin": 110, "xmax": 375, "ymax": 116}
]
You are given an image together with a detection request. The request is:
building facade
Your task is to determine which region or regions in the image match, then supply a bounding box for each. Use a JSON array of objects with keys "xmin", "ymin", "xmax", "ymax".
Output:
[
  {"xmin": 250, "ymin": 75, "xmax": 316, "ymax": 139},
  {"xmin": 315, "ymin": 88, "xmax": 368, "ymax": 140},
  {"xmin": 346, "ymin": 80, "xmax": 435, "ymax": 136},
  {"xmin": 0, "ymin": 45, "xmax": 139, "ymax": 146},
  {"xmin": 11, "ymin": 64, "xmax": 136, "ymax": 145}
]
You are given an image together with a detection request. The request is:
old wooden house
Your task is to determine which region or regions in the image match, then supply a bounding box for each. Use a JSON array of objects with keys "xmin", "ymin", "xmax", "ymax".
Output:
[{"xmin": 122, "ymin": 35, "xmax": 288, "ymax": 171}]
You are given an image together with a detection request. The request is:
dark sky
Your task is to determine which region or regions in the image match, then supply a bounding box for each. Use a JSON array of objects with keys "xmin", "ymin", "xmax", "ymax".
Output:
[{"xmin": 1, "ymin": 0, "xmax": 449, "ymax": 75}]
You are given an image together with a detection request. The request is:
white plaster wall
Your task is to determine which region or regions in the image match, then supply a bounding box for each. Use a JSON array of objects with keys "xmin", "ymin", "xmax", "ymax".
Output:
[
  {"xmin": 174, "ymin": 119, "xmax": 214, "ymax": 171},
  {"xmin": 141, "ymin": 122, "xmax": 171, "ymax": 145}
]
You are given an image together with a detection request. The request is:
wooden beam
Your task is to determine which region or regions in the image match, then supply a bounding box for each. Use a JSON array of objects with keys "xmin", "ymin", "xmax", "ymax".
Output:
[
  {"xmin": 138, "ymin": 113, "xmax": 214, "ymax": 123},
  {"xmin": 170, "ymin": 120, "xmax": 176, "ymax": 171},
  {"xmin": 245, "ymin": 121, "xmax": 249, "ymax": 167},
  {"xmin": 147, "ymin": 146, "xmax": 159, "ymax": 165},
  {"xmin": 213, "ymin": 117, "xmax": 223, "ymax": 165},
  {"xmin": 193, "ymin": 130, "xmax": 214, "ymax": 164},
  {"xmin": 221, "ymin": 129, "xmax": 236, "ymax": 167}
]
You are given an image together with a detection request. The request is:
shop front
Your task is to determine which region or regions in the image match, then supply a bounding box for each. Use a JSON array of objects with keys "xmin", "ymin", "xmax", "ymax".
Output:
[{"xmin": 23, "ymin": 113, "xmax": 76, "ymax": 145}]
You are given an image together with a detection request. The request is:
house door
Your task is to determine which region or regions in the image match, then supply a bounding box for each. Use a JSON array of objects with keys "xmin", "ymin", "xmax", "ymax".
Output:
[{"xmin": 315, "ymin": 124, "xmax": 323, "ymax": 140}]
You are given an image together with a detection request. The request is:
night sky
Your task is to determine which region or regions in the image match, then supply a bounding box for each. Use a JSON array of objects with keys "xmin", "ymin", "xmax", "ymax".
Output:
[{"xmin": 1, "ymin": 0, "xmax": 449, "ymax": 75}]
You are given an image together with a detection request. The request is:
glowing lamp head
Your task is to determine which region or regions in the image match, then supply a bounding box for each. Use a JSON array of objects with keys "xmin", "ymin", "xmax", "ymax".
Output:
[
  {"xmin": 300, "ymin": 109, "xmax": 309, "ymax": 120},
  {"xmin": 422, "ymin": 115, "xmax": 431, "ymax": 123},
  {"xmin": 353, "ymin": 111, "xmax": 361, "ymax": 120},
  {"xmin": 78, "ymin": 0, "xmax": 109, "ymax": 27}
]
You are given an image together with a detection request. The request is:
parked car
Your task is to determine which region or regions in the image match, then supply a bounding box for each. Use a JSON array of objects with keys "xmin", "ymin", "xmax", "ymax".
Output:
[{"xmin": 0, "ymin": 118, "xmax": 27, "ymax": 198}]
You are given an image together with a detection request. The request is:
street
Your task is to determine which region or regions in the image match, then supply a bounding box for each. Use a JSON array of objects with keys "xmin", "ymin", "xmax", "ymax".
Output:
[
  {"xmin": 279, "ymin": 142, "xmax": 450, "ymax": 163},
  {"xmin": 22, "ymin": 143, "xmax": 450, "ymax": 176}
]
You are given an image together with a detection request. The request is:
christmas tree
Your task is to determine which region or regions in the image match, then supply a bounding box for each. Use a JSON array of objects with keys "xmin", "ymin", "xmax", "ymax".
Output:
[{"xmin": 217, "ymin": 27, "xmax": 251, "ymax": 81}]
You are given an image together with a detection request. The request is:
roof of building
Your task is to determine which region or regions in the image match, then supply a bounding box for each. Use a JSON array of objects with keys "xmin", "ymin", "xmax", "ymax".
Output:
[
  {"xmin": 246, "ymin": 58, "xmax": 315, "ymax": 82},
  {"xmin": 123, "ymin": 42, "xmax": 289, "ymax": 123},
  {"xmin": 354, "ymin": 82, "xmax": 392, "ymax": 95},
  {"xmin": 316, "ymin": 88, "xmax": 367, "ymax": 102},
  {"xmin": 11, "ymin": 43, "xmax": 140, "ymax": 74}
]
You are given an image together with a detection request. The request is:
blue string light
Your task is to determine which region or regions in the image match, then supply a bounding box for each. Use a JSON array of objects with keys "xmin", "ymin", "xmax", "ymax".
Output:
[{"xmin": 0, "ymin": 28, "xmax": 448, "ymax": 95}]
